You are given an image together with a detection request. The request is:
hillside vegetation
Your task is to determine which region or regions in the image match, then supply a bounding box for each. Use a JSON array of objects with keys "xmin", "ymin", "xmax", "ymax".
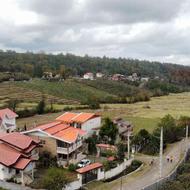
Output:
[{"xmin": 0, "ymin": 51, "xmax": 190, "ymax": 86}]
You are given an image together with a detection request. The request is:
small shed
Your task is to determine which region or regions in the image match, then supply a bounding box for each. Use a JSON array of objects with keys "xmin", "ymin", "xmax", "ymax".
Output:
[{"xmin": 76, "ymin": 163, "xmax": 103, "ymax": 184}]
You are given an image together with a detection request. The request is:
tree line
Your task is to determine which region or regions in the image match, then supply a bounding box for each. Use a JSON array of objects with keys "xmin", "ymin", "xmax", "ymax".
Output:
[{"xmin": 0, "ymin": 50, "xmax": 190, "ymax": 86}]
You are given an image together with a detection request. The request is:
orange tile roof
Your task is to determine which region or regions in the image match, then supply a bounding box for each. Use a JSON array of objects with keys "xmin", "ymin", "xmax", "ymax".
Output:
[
  {"xmin": 76, "ymin": 163, "xmax": 103, "ymax": 174},
  {"xmin": 56, "ymin": 112, "xmax": 99, "ymax": 124},
  {"xmin": 72, "ymin": 113, "xmax": 97, "ymax": 123},
  {"xmin": 13, "ymin": 158, "xmax": 31, "ymax": 170},
  {"xmin": 36, "ymin": 121, "xmax": 61, "ymax": 130},
  {"xmin": 0, "ymin": 108, "xmax": 18, "ymax": 119},
  {"xmin": 56, "ymin": 112, "xmax": 78, "ymax": 123},
  {"xmin": 28, "ymin": 121, "xmax": 86, "ymax": 143},
  {"xmin": 44, "ymin": 123, "xmax": 69, "ymax": 135},
  {"xmin": 54, "ymin": 127, "xmax": 86, "ymax": 143}
]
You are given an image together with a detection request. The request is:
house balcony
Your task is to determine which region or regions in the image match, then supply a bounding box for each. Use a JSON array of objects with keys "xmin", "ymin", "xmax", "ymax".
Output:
[{"xmin": 56, "ymin": 140, "xmax": 83, "ymax": 155}]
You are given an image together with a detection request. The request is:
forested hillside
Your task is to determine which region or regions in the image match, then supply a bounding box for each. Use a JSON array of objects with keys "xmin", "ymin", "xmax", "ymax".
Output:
[{"xmin": 0, "ymin": 50, "xmax": 190, "ymax": 85}]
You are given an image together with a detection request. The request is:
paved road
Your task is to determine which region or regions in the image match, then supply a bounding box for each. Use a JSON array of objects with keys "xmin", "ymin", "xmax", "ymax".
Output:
[
  {"xmin": 86, "ymin": 139, "xmax": 188, "ymax": 190},
  {"xmin": 120, "ymin": 140, "xmax": 186, "ymax": 190}
]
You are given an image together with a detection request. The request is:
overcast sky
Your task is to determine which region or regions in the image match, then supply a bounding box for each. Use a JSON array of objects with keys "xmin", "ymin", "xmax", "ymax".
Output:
[{"xmin": 0, "ymin": 0, "xmax": 190, "ymax": 65}]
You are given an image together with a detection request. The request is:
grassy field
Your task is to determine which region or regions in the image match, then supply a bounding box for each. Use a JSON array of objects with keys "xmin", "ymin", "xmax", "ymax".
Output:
[{"xmin": 16, "ymin": 92, "xmax": 190, "ymax": 133}]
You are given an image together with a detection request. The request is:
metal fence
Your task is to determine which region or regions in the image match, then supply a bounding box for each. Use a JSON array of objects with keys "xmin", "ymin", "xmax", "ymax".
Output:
[{"xmin": 141, "ymin": 149, "xmax": 190, "ymax": 190}]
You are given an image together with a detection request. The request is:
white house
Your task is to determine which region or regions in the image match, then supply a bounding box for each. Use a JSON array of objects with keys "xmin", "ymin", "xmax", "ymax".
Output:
[
  {"xmin": 83, "ymin": 73, "xmax": 94, "ymax": 80},
  {"xmin": 0, "ymin": 108, "xmax": 18, "ymax": 133},
  {"xmin": 96, "ymin": 73, "xmax": 104, "ymax": 78},
  {"xmin": 0, "ymin": 132, "xmax": 40, "ymax": 185},
  {"xmin": 56, "ymin": 112, "xmax": 101, "ymax": 137}
]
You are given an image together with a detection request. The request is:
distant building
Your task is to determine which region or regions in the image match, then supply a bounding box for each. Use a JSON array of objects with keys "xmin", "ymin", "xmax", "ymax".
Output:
[
  {"xmin": 96, "ymin": 73, "xmax": 104, "ymax": 78},
  {"xmin": 112, "ymin": 74, "xmax": 125, "ymax": 81},
  {"xmin": 113, "ymin": 118, "xmax": 133, "ymax": 140},
  {"xmin": 141, "ymin": 77, "xmax": 150, "ymax": 82},
  {"xmin": 83, "ymin": 73, "xmax": 94, "ymax": 80},
  {"xmin": 0, "ymin": 108, "xmax": 18, "ymax": 133}
]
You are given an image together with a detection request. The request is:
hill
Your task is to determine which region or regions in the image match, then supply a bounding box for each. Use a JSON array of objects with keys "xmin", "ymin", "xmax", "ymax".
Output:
[{"xmin": 0, "ymin": 50, "xmax": 190, "ymax": 86}]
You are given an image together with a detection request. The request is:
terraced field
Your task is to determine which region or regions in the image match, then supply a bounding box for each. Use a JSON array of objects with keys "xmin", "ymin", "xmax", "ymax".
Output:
[{"xmin": 0, "ymin": 82, "xmax": 77, "ymax": 109}]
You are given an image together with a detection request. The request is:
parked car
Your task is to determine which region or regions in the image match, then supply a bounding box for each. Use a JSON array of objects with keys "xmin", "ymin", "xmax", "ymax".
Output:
[{"xmin": 77, "ymin": 159, "xmax": 91, "ymax": 168}]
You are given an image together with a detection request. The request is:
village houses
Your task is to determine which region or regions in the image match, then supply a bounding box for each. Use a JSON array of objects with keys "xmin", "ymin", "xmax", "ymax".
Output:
[
  {"xmin": 24, "ymin": 112, "xmax": 101, "ymax": 166},
  {"xmin": 83, "ymin": 72, "xmax": 94, "ymax": 80}
]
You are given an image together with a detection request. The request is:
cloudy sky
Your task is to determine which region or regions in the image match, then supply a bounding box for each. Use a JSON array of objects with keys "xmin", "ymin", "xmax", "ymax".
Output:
[{"xmin": 0, "ymin": 0, "xmax": 190, "ymax": 65}]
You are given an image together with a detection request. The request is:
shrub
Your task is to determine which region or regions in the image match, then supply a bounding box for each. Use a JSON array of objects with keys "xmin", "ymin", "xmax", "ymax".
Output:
[
  {"xmin": 68, "ymin": 163, "xmax": 77, "ymax": 172},
  {"xmin": 38, "ymin": 151, "xmax": 57, "ymax": 168},
  {"xmin": 42, "ymin": 168, "xmax": 71, "ymax": 190}
]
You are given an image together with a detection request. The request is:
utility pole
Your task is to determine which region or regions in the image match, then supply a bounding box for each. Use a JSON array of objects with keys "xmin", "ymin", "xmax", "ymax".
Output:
[
  {"xmin": 186, "ymin": 125, "xmax": 189, "ymax": 152},
  {"xmin": 128, "ymin": 132, "xmax": 130, "ymax": 160},
  {"xmin": 159, "ymin": 126, "xmax": 163, "ymax": 179}
]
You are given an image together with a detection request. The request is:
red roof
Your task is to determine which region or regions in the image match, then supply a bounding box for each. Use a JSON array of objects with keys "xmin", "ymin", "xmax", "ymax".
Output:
[
  {"xmin": 56, "ymin": 112, "xmax": 99, "ymax": 124},
  {"xmin": 76, "ymin": 163, "xmax": 103, "ymax": 174},
  {"xmin": 0, "ymin": 132, "xmax": 40, "ymax": 150},
  {"xmin": 0, "ymin": 143, "xmax": 22, "ymax": 166},
  {"xmin": 13, "ymin": 158, "xmax": 31, "ymax": 170},
  {"xmin": 107, "ymin": 156, "xmax": 116, "ymax": 161},
  {"xmin": 0, "ymin": 108, "xmax": 18, "ymax": 119}
]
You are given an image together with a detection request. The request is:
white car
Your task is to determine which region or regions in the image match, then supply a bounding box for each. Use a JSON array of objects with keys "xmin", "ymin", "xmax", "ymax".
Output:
[{"xmin": 77, "ymin": 159, "xmax": 91, "ymax": 168}]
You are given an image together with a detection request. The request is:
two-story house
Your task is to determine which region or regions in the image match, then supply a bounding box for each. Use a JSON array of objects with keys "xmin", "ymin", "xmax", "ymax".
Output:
[
  {"xmin": 23, "ymin": 121, "xmax": 87, "ymax": 166},
  {"xmin": 0, "ymin": 108, "xmax": 18, "ymax": 133},
  {"xmin": 56, "ymin": 112, "xmax": 101, "ymax": 137},
  {"xmin": 0, "ymin": 132, "xmax": 40, "ymax": 185}
]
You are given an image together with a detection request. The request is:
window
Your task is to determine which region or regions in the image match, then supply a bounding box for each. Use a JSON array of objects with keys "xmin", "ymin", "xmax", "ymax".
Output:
[{"xmin": 41, "ymin": 140, "xmax": 46, "ymax": 144}]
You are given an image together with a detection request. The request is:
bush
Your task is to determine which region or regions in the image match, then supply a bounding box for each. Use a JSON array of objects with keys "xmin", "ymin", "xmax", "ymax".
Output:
[
  {"xmin": 125, "ymin": 160, "xmax": 142, "ymax": 174},
  {"xmin": 42, "ymin": 168, "xmax": 71, "ymax": 190},
  {"xmin": 68, "ymin": 163, "xmax": 77, "ymax": 172},
  {"xmin": 39, "ymin": 151, "xmax": 57, "ymax": 168}
]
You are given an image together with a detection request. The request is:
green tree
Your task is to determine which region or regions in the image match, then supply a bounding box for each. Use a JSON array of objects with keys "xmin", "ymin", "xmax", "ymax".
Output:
[
  {"xmin": 99, "ymin": 117, "xmax": 118, "ymax": 144},
  {"xmin": 117, "ymin": 142, "xmax": 126, "ymax": 161},
  {"xmin": 42, "ymin": 167, "xmax": 70, "ymax": 190},
  {"xmin": 36, "ymin": 97, "xmax": 46, "ymax": 114}
]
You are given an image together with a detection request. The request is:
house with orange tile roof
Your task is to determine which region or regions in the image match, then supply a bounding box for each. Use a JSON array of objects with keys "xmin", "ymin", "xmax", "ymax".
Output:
[
  {"xmin": 0, "ymin": 108, "xmax": 18, "ymax": 133},
  {"xmin": 56, "ymin": 112, "xmax": 101, "ymax": 137},
  {"xmin": 23, "ymin": 121, "xmax": 87, "ymax": 166},
  {"xmin": 0, "ymin": 132, "xmax": 40, "ymax": 185}
]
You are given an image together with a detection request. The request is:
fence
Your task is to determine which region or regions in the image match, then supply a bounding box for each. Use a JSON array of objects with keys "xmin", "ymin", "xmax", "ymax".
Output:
[{"xmin": 142, "ymin": 148, "xmax": 190, "ymax": 190}]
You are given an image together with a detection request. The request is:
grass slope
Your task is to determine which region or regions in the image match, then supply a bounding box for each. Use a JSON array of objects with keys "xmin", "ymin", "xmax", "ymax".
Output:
[{"xmin": 16, "ymin": 79, "xmax": 116, "ymax": 103}]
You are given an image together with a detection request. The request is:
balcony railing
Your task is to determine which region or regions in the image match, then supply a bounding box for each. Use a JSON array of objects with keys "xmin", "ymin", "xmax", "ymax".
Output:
[{"xmin": 57, "ymin": 140, "xmax": 82, "ymax": 154}]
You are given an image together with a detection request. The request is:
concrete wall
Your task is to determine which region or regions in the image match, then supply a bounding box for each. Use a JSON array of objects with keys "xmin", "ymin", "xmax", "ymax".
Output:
[
  {"xmin": 81, "ymin": 117, "xmax": 101, "ymax": 137},
  {"xmin": 64, "ymin": 179, "xmax": 82, "ymax": 190},
  {"xmin": 104, "ymin": 159, "xmax": 131, "ymax": 180},
  {"xmin": 0, "ymin": 164, "xmax": 16, "ymax": 180},
  {"xmin": 0, "ymin": 117, "xmax": 16, "ymax": 133}
]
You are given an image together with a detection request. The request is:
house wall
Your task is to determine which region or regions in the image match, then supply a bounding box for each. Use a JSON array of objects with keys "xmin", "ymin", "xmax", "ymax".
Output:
[
  {"xmin": 38, "ymin": 136, "xmax": 57, "ymax": 156},
  {"xmin": 0, "ymin": 164, "xmax": 16, "ymax": 180},
  {"xmin": 81, "ymin": 117, "xmax": 101, "ymax": 137},
  {"xmin": 24, "ymin": 162, "xmax": 34, "ymax": 173},
  {"xmin": 0, "ymin": 117, "xmax": 16, "ymax": 133},
  {"xmin": 27, "ymin": 134, "xmax": 57, "ymax": 156}
]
